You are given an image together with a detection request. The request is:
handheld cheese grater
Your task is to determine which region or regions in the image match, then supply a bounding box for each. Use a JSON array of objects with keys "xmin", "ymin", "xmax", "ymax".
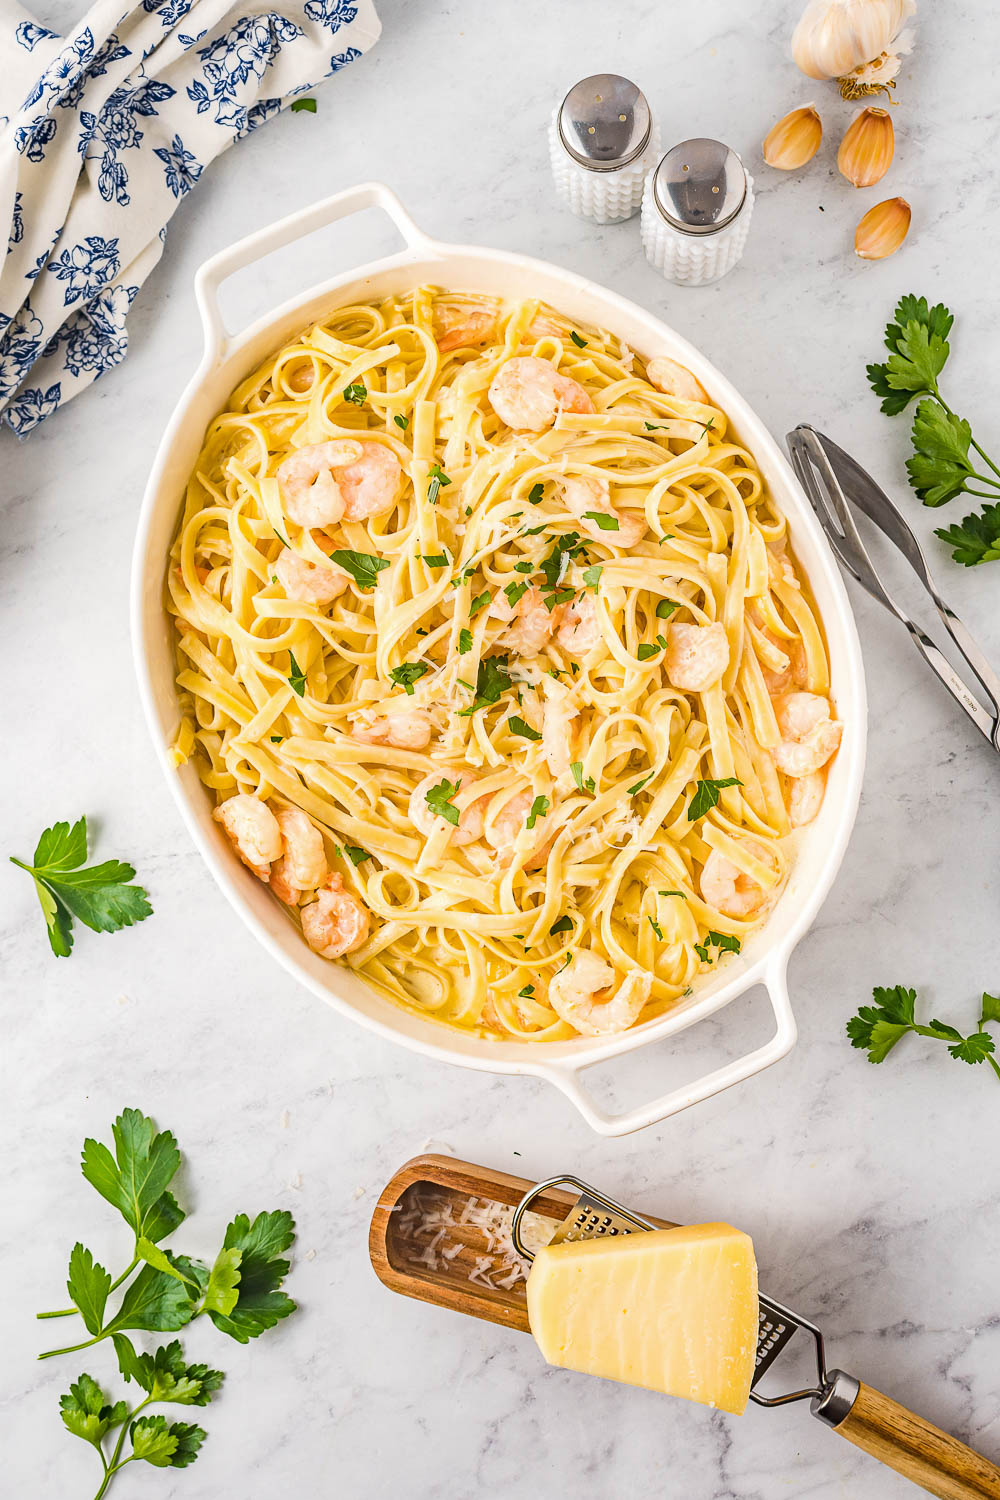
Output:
[{"xmin": 370, "ymin": 1154, "xmax": 1000, "ymax": 1500}]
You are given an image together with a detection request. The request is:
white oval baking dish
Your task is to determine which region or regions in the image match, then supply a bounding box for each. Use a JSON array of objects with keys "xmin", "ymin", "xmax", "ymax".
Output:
[{"xmin": 132, "ymin": 181, "xmax": 867, "ymax": 1137}]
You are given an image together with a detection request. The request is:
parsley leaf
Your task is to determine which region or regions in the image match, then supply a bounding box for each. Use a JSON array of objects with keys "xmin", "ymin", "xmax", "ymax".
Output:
[
  {"xmin": 425, "ymin": 778, "xmax": 461, "ymax": 826},
  {"xmin": 287, "ymin": 651, "xmax": 306, "ymax": 697},
  {"xmin": 427, "ymin": 463, "xmax": 451, "ymax": 505},
  {"xmin": 59, "ymin": 1374, "xmax": 127, "ymax": 1448},
  {"xmin": 508, "ymin": 716, "xmax": 542, "ymax": 741},
  {"xmin": 342, "ymin": 845, "xmax": 371, "ymax": 866},
  {"xmin": 10, "ymin": 818, "xmax": 153, "ymax": 958},
  {"xmin": 528, "ymin": 482, "xmax": 544, "ymax": 504},
  {"xmin": 329, "ymin": 549, "xmax": 389, "ymax": 589},
  {"xmin": 647, "ymin": 916, "xmax": 664, "ymax": 940},
  {"xmin": 582, "ymin": 564, "xmax": 602, "ymax": 591},
  {"xmin": 458, "ymin": 627, "xmax": 474, "ymax": 654},
  {"xmin": 906, "ymin": 400, "xmax": 975, "ymax": 506},
  {"xmin": 627, "ymin": 772, "xmax": 654, "ymax": 796},
  {"xmin": 457, "ymin": 654, "xmax": 512, "ymax": 716},
  {"xmin": 421, "ymin": 552, "xmax": 449, "ymax": 568},
  {"xmin": 526, "ymin": 795, "xmax": 549, "ymax": 829},
  {"xmin": 393, "ymin": 413, "xmax": 409, "ymax": 430},
  {"xmin": 659, "ymin": 888, "xmax": 687, "ymax": 899},
  {"xmin": 389, "ymin": 661, "xmax": 430, "ymax": 695},
  {"xmin": 549, "ymin": 915, "xmax": 572, "ymax": 935},
  {"xmin": 847, "ymin": 984, "xmax": 1000, "ymax": 1080},
  {"xmin": 131, "ymin": 1413, "xmax": 206, "ymax": 1468},
  {"xmin": 67, "ymin": 1244, "xmax": 112, "ymax": 1335},
  {"xmin": 934, "ymin": 503, "xmax": 1000, "ymax": 566},
  {"xmin": 656, "ymin": 598, "xmax": 679, "ymax": 619},
  {"xmin": 694, "ymin": 931, "xmax": 742, "ymax": 964},
  {"xmin": 205, "ymin": 1211, "xmax": 296, "ymax": 1343},
  {"xmin": 687, "ymin": 777, "xmax": 742, "ymax": 820},
  {"xmin": 518, "ymin": 984, "xmax": 535, "ymax": 998},
  {"xmin": 583, "ymin": 510, "xmax": 619, "ymax": 531},
  {"xmin": 636, "ymin": 642, "xmax": 662, "ymax": 662},
  {"xmin": 570, "ymin": 330, "xmax": 588, "ymax": 348},
  {"xmin": 570, "ymin": 761, "xmax": 595, "ymax": 794},
  {"xmin": 80, "ymin": 1109, "xmax": 184, "ymax": 1244},
  {"xmin": 342, "ymin": 381, "xmax": 367, "ymax": 406},
  {"xmin": 505, "ymin": 580, "xmax": 529, "ymax": 608},
  {"xmin": 290, "ymin": 97, "xmax": 316, "ymax": 113},
  {"xmin": 469, "ymin": 590, "xmax": 490, "ymax": 617}
]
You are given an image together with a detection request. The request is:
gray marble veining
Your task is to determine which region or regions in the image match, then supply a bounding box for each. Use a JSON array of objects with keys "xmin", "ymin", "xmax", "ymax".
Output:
[{"xmin": 3, "ymin": 1, "xmax": 999, "ymax": 1496}]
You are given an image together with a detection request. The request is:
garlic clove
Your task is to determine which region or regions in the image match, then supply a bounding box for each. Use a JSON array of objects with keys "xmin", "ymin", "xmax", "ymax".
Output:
[
  {"xmin": 792, "ymin": 0, "xmax": 916, "ymax": 98},
  {"xmin": 854, "ymin": 196, "xmax": 911, "ymax": 259},
  {"xmin": 763, "ymin": 106, "xmax": 823, "ymax": 170},
  {"xmin": 838, "ymin": 106, "xmax": 894, "ymax": 187}
]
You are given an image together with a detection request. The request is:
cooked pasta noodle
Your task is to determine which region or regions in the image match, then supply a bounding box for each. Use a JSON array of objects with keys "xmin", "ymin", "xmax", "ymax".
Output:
[{"xmin": 167, "ymin": 287, "xmax": 842, "ymax": 1040}]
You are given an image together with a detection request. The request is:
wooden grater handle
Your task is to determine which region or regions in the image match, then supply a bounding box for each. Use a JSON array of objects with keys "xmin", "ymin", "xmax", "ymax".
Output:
[{"xmin": 825, "ymin": 1378, "xmax": 1000, "ymax": 1499}]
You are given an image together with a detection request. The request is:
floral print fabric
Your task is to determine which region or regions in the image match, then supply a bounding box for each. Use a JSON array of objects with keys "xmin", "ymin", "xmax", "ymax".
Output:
[{"xmin": 0, "ymin": 0, "xmax": 380, "ymax": 434}]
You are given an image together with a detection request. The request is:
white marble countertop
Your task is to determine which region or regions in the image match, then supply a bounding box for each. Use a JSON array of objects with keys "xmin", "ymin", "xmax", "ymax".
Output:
[{"xmin": 4, "ymin": 2, "xmax": 999, "ymax": 1496}]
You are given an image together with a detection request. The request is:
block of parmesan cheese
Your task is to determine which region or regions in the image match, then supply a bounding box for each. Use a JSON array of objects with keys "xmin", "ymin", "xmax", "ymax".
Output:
[{"xmin": 526, "ymin": 1223, "xmax": 758, "ymax": 1415}]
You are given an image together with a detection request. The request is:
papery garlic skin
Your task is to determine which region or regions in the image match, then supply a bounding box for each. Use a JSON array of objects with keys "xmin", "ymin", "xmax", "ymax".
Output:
[
  {"xmin": 838, "ymin": 106, "xmax": 894, "ymax": 186},
  {"xmin": 855, "ymin": 196, "xmax": 911, "ymax": 258},
  {"xmin": 763, "ymin": 106, "xmax": 823, "ymax": 170},
  {"xmin": 792, "ymin": 0, "xmax": 916, "ymax": 98}
]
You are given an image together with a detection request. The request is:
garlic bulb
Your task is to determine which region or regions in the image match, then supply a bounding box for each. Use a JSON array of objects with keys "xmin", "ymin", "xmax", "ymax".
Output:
[
  {"xmin": 792, "ymin": 0, "xmax": 916, "ymax": 99},
  {"xmin": 838, "ymin": 106, "xmax": 894, "ymax": 186},
  {"xmin": 855, "ymin": 196, "xmax": 910, "ymax": 258},
  {"xmin": 763, "ymin": 106, "xmax": 823, "ymax": 170}
]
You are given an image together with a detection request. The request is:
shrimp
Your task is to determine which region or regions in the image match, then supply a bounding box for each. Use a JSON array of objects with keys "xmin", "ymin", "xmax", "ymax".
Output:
[
  {"xmin": 270, "ymin": 806, "xmax": 329, "ymax": 905},
  {"xmin": 274, "ymin": 547, "xmax": 349, "ymax": 606},
  {"xmin": 436, "ymin": 306, "xmax": 497, "ymax": 353},
  {"xmin": 699, "ymin": 839, "xmax": 773, "ymax": 920},
  {"xmin": 772, "ymin": 692, "xmax": 842, "ymax": 777},
  {"xmin": 488, "ymin": 356, "xmax": 594, "ymax": 432},
  {"xmin": 300, "ymin": 873, "xmax": 369, "ymax": 958},
  {"xmin": 663, "ymin": 621, "xmax": 730, "ymax": 692},
  {"xmin": 486, "ymin": 788, "xmax": 553, "ymax": 869},
  {"xmin": 548, "ymin": 951, "xmax": 653, "ymax": 1037},
  {"xmin": 491, "ymin": 585, "xmax": 563, "ymax": 656},
  {"xmin": 561, "ymin": 475, "xmax": 646, "ymax": 549},
  {"xmin": 787, "ymin": 770, "xmax": 826, "ymax": 828},
  {"xmin": 213, "ymin": 794, "xmax": 283, "ymax": 881},
  {"xmin": 557, "ymin": 594, "xmax": 601, "ymax": 654},
  {"xmin": 277, "ymin": 440, "xmax": 401, "ymax": 528},
  {"xmin": 646, "ymin": 356, "xmax": 709, "ymax": 403},
  {"xmin": 541, "ymin": 681, "xmax": 579, "ymax": 780},
  {"xmin": 409, "ymin": 772, "xmax": 488, "ymax": 848},
  {"xmin": 351, "ymin": 707, "xmax": 433, "ymax": 750}
]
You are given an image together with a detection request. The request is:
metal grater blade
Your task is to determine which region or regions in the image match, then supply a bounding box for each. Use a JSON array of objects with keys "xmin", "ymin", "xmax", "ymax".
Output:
[{"xmin": 546, "ymin": 1185, "xmax": 801, "ymax": 1394}]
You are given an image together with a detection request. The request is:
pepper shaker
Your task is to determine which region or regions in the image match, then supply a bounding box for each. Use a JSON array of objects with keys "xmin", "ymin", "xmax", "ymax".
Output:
[
  {"xmin": 641, "ymin": 139, "xmax": 754, "ymax": 286},
  {"xmin": 549, "ymin": 74, "xmax": 661, "ymax": 225}
]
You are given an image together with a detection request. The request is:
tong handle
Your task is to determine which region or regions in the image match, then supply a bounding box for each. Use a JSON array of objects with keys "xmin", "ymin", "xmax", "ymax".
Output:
[{"xmin": 827, "ymin": 1378, "xmax": 1000, "ymax": 1498}]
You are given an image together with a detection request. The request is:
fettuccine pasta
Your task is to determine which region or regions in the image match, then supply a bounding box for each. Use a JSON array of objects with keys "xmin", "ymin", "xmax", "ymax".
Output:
[{"xmin": 167, "ymin": 287, "xmax": 842, "ymax": 1040}]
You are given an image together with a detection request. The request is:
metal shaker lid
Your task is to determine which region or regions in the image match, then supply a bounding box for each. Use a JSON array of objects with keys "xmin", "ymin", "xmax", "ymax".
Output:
[
  {"xmin": 557, "ymin": 75, "xmax": 651, "ymax": 173},
  {"xmin": 651, "ymin": 139, "xmax": 747, "ymax": 235}
]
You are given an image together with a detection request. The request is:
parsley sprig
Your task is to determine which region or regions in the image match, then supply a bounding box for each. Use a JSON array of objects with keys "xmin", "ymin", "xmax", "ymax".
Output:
[
  {"xmin": 847, "ymin": 986, "xmax": 1000, "ymax": 1080},
  {"xmin": 868, "ymin": 295, "xmax": 1000, "ymax": 563},
  {"xmin": 39, "ymin": 1110, "xmax": 296, "ymax": 1498},
  {"xmin": 687, "ymin": 777, "xmax": 742, "ymax": 821},
  {"xmin": 11, "ymin": 818, "xmax": 152, "ymax": 958}
]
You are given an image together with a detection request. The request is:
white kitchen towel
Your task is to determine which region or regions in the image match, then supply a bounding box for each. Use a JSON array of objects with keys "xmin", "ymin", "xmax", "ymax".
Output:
[{"xmin": 0, "ymin": 0, "xmax": 379, "ymax": 434}]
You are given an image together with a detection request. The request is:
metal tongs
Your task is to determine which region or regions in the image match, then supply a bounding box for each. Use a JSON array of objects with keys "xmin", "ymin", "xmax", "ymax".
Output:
[{"xmin": 787, "ymin": 425, "xmax": 1000, "ymax": 754}]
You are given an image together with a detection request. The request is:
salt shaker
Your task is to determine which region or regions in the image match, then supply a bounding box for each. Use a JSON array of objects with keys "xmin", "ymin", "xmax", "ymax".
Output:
[
  {"xmin": 641, "ymin": 139, "xmax": 754, "ymax": 286},
  {"xmin": 549, "ymin": 74, "xmax": 661, "ymax": 225}
]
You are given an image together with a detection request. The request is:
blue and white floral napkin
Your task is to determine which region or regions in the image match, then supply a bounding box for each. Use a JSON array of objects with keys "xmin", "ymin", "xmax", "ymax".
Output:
[{"xmin": 0, "ymin": 0, "xmax": 379, "ymax": 434}]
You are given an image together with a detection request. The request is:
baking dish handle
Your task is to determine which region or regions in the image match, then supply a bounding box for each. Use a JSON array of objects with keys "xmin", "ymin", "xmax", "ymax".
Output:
[
  {"xmin": 193, "ymin": 180, "xmax": 432, "ymax": 363},
  {"xmin": 536, "ymin": 960, "xmax": 798, "ymax": 1137}
]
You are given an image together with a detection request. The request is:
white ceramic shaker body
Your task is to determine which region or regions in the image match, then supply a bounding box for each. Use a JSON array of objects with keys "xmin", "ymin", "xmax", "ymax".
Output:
[
  {"xmin": 549, "ymin": 74, "xmax": 660, "ymax": 225},
  {"xmin": 641, "ymin": 139, "xmax": 754, "ymax": 286}
]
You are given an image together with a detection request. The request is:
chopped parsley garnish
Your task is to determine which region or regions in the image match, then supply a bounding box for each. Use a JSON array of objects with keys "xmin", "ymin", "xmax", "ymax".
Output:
[
  {"xmin": 582, "ymin": 564, "xmax": 602, "ymax": 591},
  {"xmin": 539, "ymin": 531, "xmax": 584, "ymax": 593},
  {"xmin": 520, "ymin": 522, "xmax": 548, "ymax": 537},
  {"xmin": 570, "ymin": 331, "xmax": 588, "ymax": 349},
  {"xmin": 694, "ymin": 931, "xmax": 742, "ymax": 964},
  {"xmin": 513, "ymin": 560, "xmax": 534, "ymax": 574},
  {"xmin": 291, "ymin": 96, "xmax": 317, "ymax": 113},
  {"xmin": 583, "ymin": 511, "xmax": 619, "ymax": 531},
  {"xmin": 544, "ymin": 587, "xmax": 574, "ymax": 611},
  {"xmin": 425, "ymin": 778, "xmax": 461, "ymax": 827},
  {"xmin": 389, "ymin": 661, "xmax": 430, "ymax": 695},
  {"xmin": 343, "ymin": 845, "xmax": 371, "ymax": 866},
  {"xmin": 648, "ymin": 916, "xmax": 664, "ymax": 940},
  {"xmin": 469, "ymin": 590, "xmax": 490, "ymax": 617},
  {"xmin": 427, "ymin": 463, "xmax": 451, "ymax": 506},
  {"xmin": 287, "ymin": 652, "xmax": 306, "ymax": 697},
  {"xmin": 528, "ymin": 483, "xmax": 544, "ymax": 504},
  {"xmin": 549, "ymin": 915, "xmax": 572, "ymax": 935},
  {"xmin": 343, "ymin": 381, "xmax": 367, "ymax": 406},
  {"xmin": 659, "ymin": 888, "xmax": 688, "ymax": 900},
  {"xmin": 421, "ymin": 552, "xmax": 449, "ymax": 568},
  {"xmin": 644, "ymin": 421, "xmax": 668, "ymax": 431},
  {"xmin": 518, "ymin": 984, "xmax": 535, "ymax": 998},
  {"xmin": 458, "ymin": 628, "xmax": 473, "ymax": 654},
  {"xmin": 508, "ymin": 716, "xmax": 542, "ymax": 742},
  {"xmin": 526, "ymin": 795, "xmax": 549, "ymax": 829},
  {"xmin": 329, "ymin": 549, "xmax": 390, "ymax": 589},
  {"xmin": 627, "ymin": 772, "xmax": 654, "ymax": 796},
  {"xmin": 687, "ymin": 777, "xmax": 743, "ymax": 820},
  {"xmin": 505, "ymin": 581, "xmax": 529, "ymax": 608},
  {"xmin": 570, "ymin": 762, "xmax": 595, "ymax": 794},
  {"xmin": 636, "ymin": 642, "xmax": 662, "ymax": 662},
  {"xmin": 457, "ymin": 678, "xmax": 476, "ymax": 691},
  {"xmin": 457, "ymin": 654, "xmax": 513, "ymax": 716},
  {"xmin": 393, "ymin": 413, "xmax": 409, "ymax": 430},
  {"xmin": 656, "ymin": 598, "xmax": 679, "ymax": 619},
  {"xmin": 269, "ymin": 735, "xmax": 283, "ymax": 743}
]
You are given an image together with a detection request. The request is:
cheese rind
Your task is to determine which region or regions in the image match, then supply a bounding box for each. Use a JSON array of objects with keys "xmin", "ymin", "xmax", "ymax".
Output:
[{"xmin": 526, "ymin": 1223, "xmax": 758, "ymax": 1415}]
